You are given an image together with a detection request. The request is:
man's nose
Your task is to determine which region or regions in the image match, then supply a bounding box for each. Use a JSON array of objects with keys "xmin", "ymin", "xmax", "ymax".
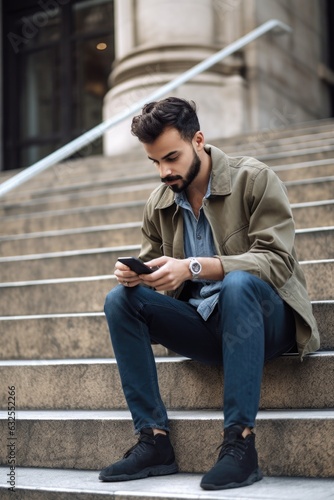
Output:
[{"xmin": 160, "ymin": 163, "xmax": 172, "ymax": 178}]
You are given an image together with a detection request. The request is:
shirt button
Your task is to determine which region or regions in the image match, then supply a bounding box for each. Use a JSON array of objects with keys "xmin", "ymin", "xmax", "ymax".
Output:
[{"xmin": 197, "ymin": 234, "xmax": 202, "ymax": 240}]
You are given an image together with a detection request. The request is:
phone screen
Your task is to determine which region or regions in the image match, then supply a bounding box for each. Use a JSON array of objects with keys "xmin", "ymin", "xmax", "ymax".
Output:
[{"xmin": 118, "ymin": 257, "xmax": 155, "ymax": 274}]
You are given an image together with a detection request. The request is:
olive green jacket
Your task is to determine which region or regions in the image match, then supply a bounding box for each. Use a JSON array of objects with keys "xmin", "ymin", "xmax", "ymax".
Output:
[{"xmin": 139, "ymin": 144, "xmax": 320, "ymax": 359}]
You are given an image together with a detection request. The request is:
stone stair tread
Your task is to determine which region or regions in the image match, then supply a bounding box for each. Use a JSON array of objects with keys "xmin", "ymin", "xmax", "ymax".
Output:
[
  {"xmin": 1, "ymin": 468, "xmax": 334, "ymax": 500},
  {"xmin": 0, "ymin": 223, "xmax": 332, "ymax": 259},
  {"xmin": 6, "ymin": 172, "xmax": 158, "ymax": 202},
  {"xmin": 223, "ymin": 128, "xmax": 334, "ymax": 149},
  {"xmin": 225, "ymin": 138, "xmax": 334, "ymax": 159},
  {"xmin": 0, "ymin": 300, "xmax": 332, "ymax": 359},
  {"xmin": 0, "ymin": 250, "xmax": 332, "ymax": 300},
  {"xmin": 1, "ymin": 407, "xmax": 332, "ymax": 419},
  {"xmin": 226, "ymin": 144, "xmax": 334, "ymax": 165},
  {"xmin": 1, "ymin": 274, "xmax": 333, "ymax": 316},
  {"xmin": 1, "ymin": 147, "xmax": 333, "ymax": 204},
  {"xmin": 0, "ymin": 408, "xmax": 332, "ymax": 474},
  {"xmin": 0, "ymin": 353, "xmax": 333, "ymax": 411},
  {"xmin": 213, "ymin": 117, "xmax": 334, "ymax": 144},
  {"xmin": 0, "ymin": 183, "xmax": 159, "ymax": 216},
  {"xmin": 1, "ymin": 156, "xmax": 332, "ymax": 209},
  {"xmin": 0, "ymin": 169, "xmax": 157, "ymax": 201},
  {"xmin": 1, "ymin": 175, "xmax": 333, "ymax": 217},
  {"xmin": 1, "ymin": 198, "xmax": 333, "ymax": 236}
]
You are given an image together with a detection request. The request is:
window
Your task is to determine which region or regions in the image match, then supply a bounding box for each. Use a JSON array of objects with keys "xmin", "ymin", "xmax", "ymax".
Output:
[{"xmin": 2, "ymin": 0, "xmax": 115, "ymax": 170}]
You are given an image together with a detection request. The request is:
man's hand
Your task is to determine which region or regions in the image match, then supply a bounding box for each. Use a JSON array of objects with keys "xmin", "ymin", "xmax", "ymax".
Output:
[
  {"xmin": 114, "ymin": 260, "xmax": 143, "ymax": 287},
  {"xmin": 115, "ymin": 256, "xmax": 224, "ymax": 290},
  {"xmin": 139, "ymin": 257, "xmax": 190, "ymax": 291}
]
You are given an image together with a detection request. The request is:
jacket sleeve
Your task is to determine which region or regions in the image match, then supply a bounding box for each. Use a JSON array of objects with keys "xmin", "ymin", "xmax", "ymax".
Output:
[
  {"xmin": 138, "ymin": 201, "xmax": 163, "ymax": 262},
  {"xmin": 219, "ymin": 167, "xmax": 296, "ymax": 289}
]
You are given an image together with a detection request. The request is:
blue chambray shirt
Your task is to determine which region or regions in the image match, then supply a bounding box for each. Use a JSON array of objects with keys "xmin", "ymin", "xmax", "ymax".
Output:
[{"xmin": 174, "ymin": 177, "xmax": 224, "ymax": 320}]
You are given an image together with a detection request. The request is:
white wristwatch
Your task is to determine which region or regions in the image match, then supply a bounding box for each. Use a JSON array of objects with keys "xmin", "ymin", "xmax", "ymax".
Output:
[{"xmin": 189, "ymin": 258, "xmax": 202, "ymax": 280}]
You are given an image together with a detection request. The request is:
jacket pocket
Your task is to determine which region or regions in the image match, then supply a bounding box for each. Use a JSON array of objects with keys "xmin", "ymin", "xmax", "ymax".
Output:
[{"xmin": 222, "ymin": 224, "xmax": 250, "ymax": 255}]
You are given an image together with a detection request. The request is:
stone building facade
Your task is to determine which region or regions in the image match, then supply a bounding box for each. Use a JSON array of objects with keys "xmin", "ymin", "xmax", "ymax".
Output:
[
  {"xmin": 1, "ymin": 0, "xmax": 333, "ymax": 170},
  {"xmin": 103, "ymin": 0, "xmax": 333, "ymax": 156}
]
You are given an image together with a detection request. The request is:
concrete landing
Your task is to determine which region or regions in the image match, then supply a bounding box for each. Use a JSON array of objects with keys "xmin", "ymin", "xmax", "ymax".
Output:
[{"xmin": 0, "ymin": 468, "xmax": 334, "ymax": 500}]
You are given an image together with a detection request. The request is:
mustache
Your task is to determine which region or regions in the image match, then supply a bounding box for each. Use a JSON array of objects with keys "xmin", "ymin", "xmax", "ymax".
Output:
[{"xmin": 161, "ymin": 175, "xmax": 182, "ymax": 183}]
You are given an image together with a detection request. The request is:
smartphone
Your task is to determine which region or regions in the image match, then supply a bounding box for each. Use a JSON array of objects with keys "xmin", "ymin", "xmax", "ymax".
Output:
[{"xmin": 117, "ymin": 257, "xmax": 158, "ymax": 274}]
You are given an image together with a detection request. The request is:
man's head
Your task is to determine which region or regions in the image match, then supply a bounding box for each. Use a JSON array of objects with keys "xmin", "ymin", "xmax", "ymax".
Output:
[
  {"xmin": 131, "ymin": 97, "xmax": 210, "ymax": 194},
  {"xmin": 131, "ymin": 97, "xmax": 200, "ymax": 144}
]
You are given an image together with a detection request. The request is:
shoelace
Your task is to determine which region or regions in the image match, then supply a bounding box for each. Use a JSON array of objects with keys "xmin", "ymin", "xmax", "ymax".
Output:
[
  {"xmin": 123, "ymin": 432, "xmax": 156, "ymax": 459},
  {"xmin": 217, "ymin": 436, "xmax": 248, "ymax": 461}
]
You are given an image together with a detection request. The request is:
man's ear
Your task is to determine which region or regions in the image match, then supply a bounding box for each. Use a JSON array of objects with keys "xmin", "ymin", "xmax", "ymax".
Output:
[{"xmin": 193, "ymin": 131, "xmax": 205, "ymax": 150}]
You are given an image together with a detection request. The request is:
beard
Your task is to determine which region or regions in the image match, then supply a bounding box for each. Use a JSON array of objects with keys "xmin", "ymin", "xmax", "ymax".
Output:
[{"xmin": 161, "ymin": 148, "xmax": 201, "ymax": 193}]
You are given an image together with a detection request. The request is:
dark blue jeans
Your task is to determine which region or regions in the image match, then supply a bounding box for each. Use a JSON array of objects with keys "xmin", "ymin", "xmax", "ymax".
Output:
[{"xmin": 104, "ymin": 271, "xmax": 296, "ymax": 433}]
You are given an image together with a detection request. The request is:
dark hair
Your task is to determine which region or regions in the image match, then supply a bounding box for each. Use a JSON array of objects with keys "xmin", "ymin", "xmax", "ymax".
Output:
[{"xmin": 131, "ymin": 97, "xmax": 200, "ymax": 143}]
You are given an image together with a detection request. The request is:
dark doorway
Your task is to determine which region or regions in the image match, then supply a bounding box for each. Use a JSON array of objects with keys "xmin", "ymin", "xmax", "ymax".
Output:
[
  {"xmin": 326, "ymin": 0, "xmax": 334, "ymax": 116},
  {"xmin": 2, "ymin": 0, "xmax": 115, "ymax": 170}
]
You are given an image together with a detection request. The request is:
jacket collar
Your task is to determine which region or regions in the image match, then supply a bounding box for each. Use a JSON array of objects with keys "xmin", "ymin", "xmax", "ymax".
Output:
[{"xmin": 155, "ymin": 144, "xmax": 232, "ymax": 209}]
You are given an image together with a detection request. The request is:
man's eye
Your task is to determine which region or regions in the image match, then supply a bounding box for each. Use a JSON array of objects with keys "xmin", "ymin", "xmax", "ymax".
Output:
[{"xmin": 166, "ymin": 157, "xmax": 178, "ymax": 162}]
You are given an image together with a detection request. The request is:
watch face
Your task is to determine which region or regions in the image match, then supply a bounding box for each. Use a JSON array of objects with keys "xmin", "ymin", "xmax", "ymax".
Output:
[{"xmin": 192, "ymin": 262, "xmax": 201, "ymax": 273}]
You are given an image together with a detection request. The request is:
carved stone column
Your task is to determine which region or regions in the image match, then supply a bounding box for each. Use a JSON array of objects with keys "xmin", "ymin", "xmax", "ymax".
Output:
[
  {"xmin": 103, "ymin": 0, "xmax": 330, "ymax": 156},
  {"xmin": 103, "ymin": 0, "xmax": 246, "ymax": 155}
]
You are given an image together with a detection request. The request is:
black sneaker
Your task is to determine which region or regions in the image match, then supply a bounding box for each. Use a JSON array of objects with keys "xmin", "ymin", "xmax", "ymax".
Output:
[
  {"xmin": 200, "ymin": 425, "xmax": 263, "ymax": 490},
  {"xmin": 99, "ymin": 428, "xmax": 178, "ymax": 482}
]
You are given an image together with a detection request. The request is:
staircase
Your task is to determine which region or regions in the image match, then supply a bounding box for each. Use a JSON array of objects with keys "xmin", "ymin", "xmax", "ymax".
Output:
[{"xmin": 0, "ymin": 119, "xmax": 333, "ymax": 499}]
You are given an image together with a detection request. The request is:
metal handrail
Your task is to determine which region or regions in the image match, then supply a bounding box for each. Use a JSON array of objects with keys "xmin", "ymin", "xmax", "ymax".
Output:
[{"xmin": 0, "ymin": 19, "xmax": 291, "ymax": 198}]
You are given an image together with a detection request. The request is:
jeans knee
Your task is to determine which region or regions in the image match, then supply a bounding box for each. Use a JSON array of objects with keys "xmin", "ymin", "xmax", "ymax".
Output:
[
  {"xmin": 220, "ymin": 271, "xmax": 257, "ymax": 299},
  {"xmin": 104, "ymin": 285, "xmax": 127, "ymax": 314}
]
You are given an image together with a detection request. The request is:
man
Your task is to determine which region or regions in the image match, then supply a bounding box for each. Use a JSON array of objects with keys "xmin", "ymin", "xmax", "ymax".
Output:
[{"xmin": 100, "ymin": 97, "xmax": 319, "ymax": 490}]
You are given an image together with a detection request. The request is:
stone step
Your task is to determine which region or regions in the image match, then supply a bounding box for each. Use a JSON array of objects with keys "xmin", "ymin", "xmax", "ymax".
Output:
[
  {"xmin": 0, "ymin": 244, "xmax": 141, "ymax": 282},
  {"xmin": 0, "ymin": 182, "xmax": 159, "ymax": 216},
  {"xmin": 0, "ymin": 222, "xmax": 142, "ymax": 256},
  {"xmin": 0, "ymin": 300, "xmax": 332, "ymax": 359},
  {"xmin": 0, "ymin": 123, "xmax": 331, "ymax": 194},
  {"xmin": 1, "ymin": 173, "xmax": 333, "ymax": 218},
  {"xmin": 218, "ymin": 118, "xmax": 334, "ymax": 147},
  {"xmin": 0, "ymin": 154, "xmax": 152, "ymax": 194},
  {"xmin": 1, "ymin": 469, "xmax": 333, "ymax": 500},
  {"xmin": 0, "ymin": 118, "xmax": 332, "ymax": 182},
  {"xmin": 245, "ymin": 144, "xmax": 334, "ymax": 166},
  {"xmin": 2, "ymin": 299, "xmax": 334, "ymax": 359},
  {"xmin": 0, "ymin": 275, "xmax": 114, "ymax": 316},
  {"xmin": 1, "ymin": 156, "xmax": 332, "ymax": 212},
  {"xmin": 0, "ymin": 353, "xmax": 333, "ymax": 411},
  {"xmin": 1, "ymin": 171, "xmax": 158, "ymax": 204},
  {"xmin": 272, "ymin": 158, "xmax": 334, "ymax": 181},
  {"xmin": 294, "ymin": 226, "xmax": 334, "ymax": 260},
  {"xmin": 224, "ymin": 135, "xmax": 334, "ymax": 159},
  {"xmin": 0, "ymin": 258, "xmax": 332, "ymax": 316},
  {"xmin": 1, "ymin": 198, "xmax": 333, "ymax": 236},
  {"xmin": 20, "ymin": 159, "xmax": 334, "ymax": 201},
  {"xmin": 1, "ymin": 146, "xmax": 333, "ymax": 207},
  {"xmin": 0, "ymin": 312, "xmax": 170, "ymax": 360},
  {"xmin": 1, "ymin": 223, "xmax": 332, "ymax": 260},
  {"xmin": 300, "ymin": 259, "xmax": 334, "ymax": 299},
  {"xmin": 0, "ymin": 232, "xmax": 333, "ymax": 292},
  {"xmin": 0, "ymin": 201, "xmax": 146, "ymax": 235},
  {"xmin": 0, "ymin": 408, "xmax": 332, "ymax": 477},
  {"xmin": 290, "ymin": 199, "xmax": 334, "ymax": 228},
  {"xmin": 0, "ymin": 159, "xmax": 334, "ymax": 219},
  {"xmin": 285, "ymin": 176, "xmax": 334, "ymax": 203}
]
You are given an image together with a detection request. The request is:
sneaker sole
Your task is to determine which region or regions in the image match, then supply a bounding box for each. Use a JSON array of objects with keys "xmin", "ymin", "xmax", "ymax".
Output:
[
  {"xmin": 99, "ymin": 462, "xmax": 179, "ymax": 482},
  {"xmin": 200, "ymin": 467, "xmax": 263, "ymax": 490}
]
